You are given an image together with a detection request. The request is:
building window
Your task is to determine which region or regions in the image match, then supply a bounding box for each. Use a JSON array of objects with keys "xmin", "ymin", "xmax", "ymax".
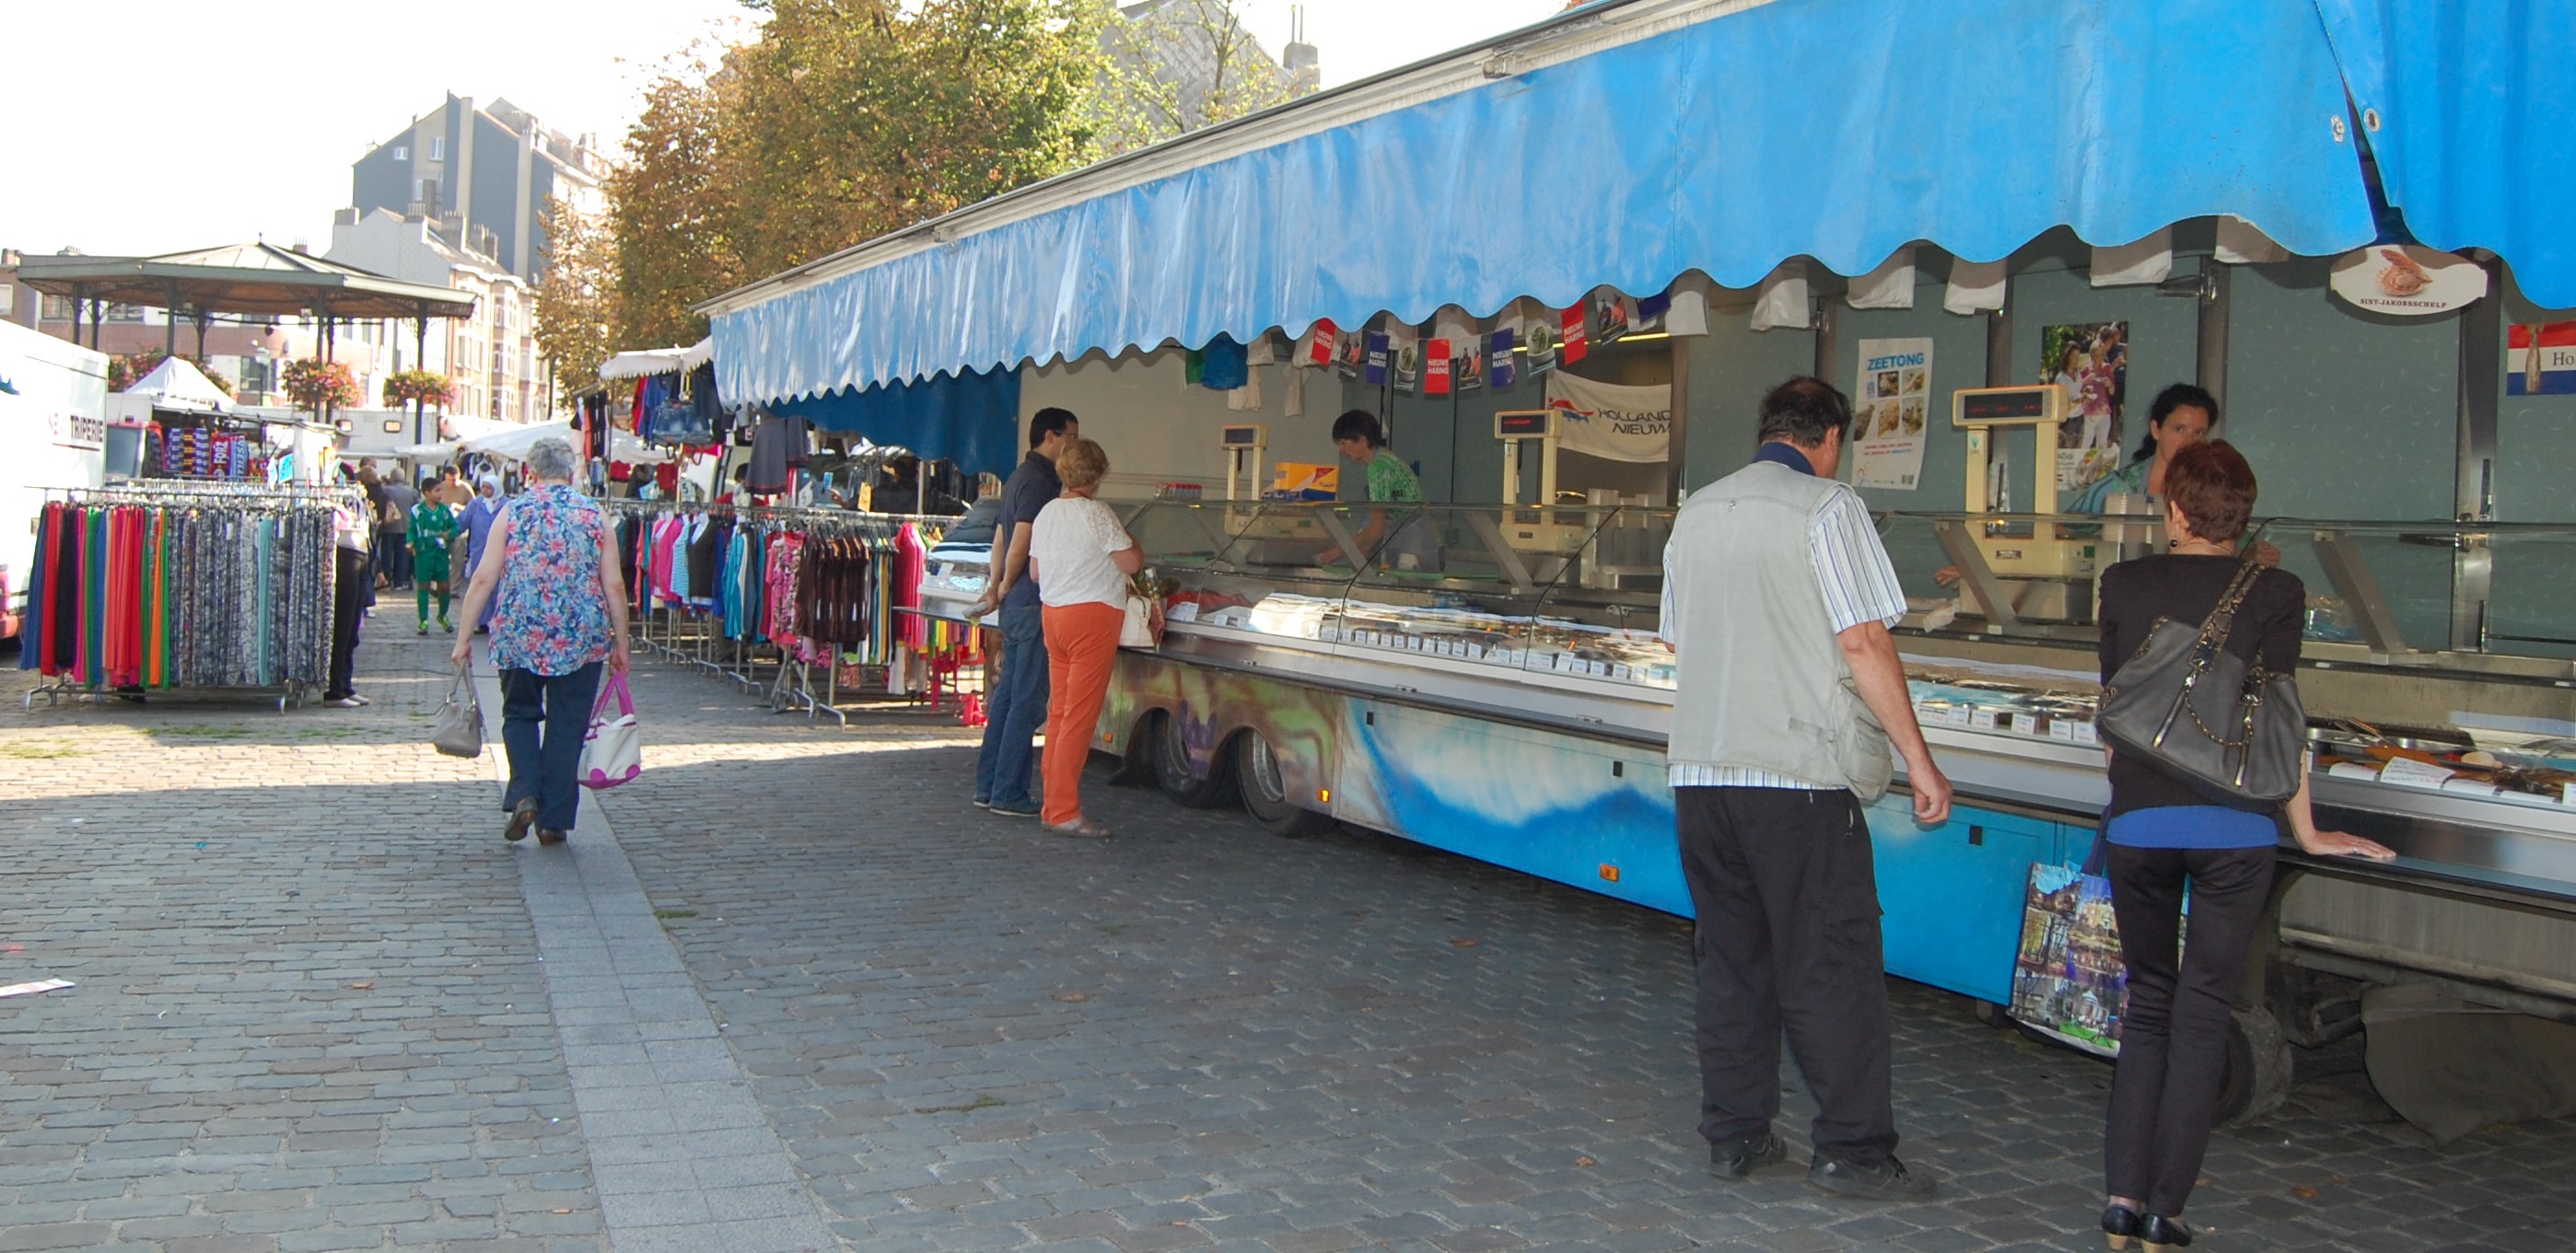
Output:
[
  {"xmin": 0, "ymin": 284, "xmax": 13, "ymax": 317},
  {"xmin": 106, "ymin": 303, "xmax": 144, "ymax": 323},
  {"xmin": 41, "ymin": 295, "xmax": 69, "ymax": 320},
  {"xmin": 429, "ymin": 136, "xmax": 445, "ymax": 161},
  {"xmin": 392, "ymin": 145, "xmax": 410, "ymax": 162}
]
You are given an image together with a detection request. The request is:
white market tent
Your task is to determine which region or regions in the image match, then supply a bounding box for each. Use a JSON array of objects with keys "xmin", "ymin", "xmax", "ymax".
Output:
[
  {"xmin": 598, "ymin": 339, "xmax": 713, "ymax": 381},
  {"xmin": 122, "ymin": 356, "xmax": 232, "ymax": 413},
  {"xmin": 391, "ymin": 419, "xmax": 580, "ymax": 462}
]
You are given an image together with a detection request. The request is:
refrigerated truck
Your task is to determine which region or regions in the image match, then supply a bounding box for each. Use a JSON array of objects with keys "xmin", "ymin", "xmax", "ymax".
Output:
[{"xmin": 0, "ymin": 320, "xmax": 110, "ymax": 637}]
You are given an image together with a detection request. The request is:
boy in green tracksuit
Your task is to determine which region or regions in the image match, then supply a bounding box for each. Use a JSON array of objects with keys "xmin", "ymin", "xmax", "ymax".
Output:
[{"xmin": 409, "ymin": 484, "xmax": 461, "ymax": 632}]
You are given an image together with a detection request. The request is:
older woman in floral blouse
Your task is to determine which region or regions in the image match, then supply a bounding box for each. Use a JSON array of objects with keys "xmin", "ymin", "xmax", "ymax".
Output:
[{"xmin": 452, "ymin": 438, "xmax": 630, "ymax": 846}]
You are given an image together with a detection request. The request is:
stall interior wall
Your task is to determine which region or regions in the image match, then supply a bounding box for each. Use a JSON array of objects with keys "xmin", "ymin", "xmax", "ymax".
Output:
[
  {"xmin": 2497, "ymin": 272, "xmax": 2576, "ymax": 655},
  {"xmin": 1023, "ymin": 219, "xmax": 2576, "ymax": 645},
  {"xmin": 1382, "ymin": 341, "xmax": 1675, "ymax": 506},
  {"xmin": 1018, "ymin": 348, "xmax": 1348, "ymax": 496}
]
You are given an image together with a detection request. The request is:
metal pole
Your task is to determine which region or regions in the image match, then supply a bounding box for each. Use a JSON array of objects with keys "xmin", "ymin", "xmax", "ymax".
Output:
[
  {"xmin": 69, "ymin": 285, "xmax": 86, "ymax": 349},
  {"xmin": 414, "ymin": 307, "xmax": 431, "ymax": 445},
  {"xmin": 164, "ymin": 281, "xmax": 181, "ymax": 359},
  {"xmin": 1665, "ymin": 338, "xmax": 1691, "ymax": 504},
  {"xmin": 2450, "ymin": 258, "xmax": 2504, "ymax": 652},
  {"xmin": 2195, "ymin": 262, "xmax": 2232, "ymax": 415}
]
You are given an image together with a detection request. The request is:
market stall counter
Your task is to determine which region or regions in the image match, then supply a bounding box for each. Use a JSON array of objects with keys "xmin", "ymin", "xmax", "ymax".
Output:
[{"xmin": 1090, "ymin": 495, "xmax": 2576, "ymax": 1120}]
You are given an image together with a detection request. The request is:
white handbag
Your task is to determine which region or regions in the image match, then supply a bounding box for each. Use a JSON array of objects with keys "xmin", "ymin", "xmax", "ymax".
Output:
[
  {"xmin": 577, "ymin": 672, "xmax": 643, "ymax": 789},
  {"xmin": 1120, "ymin": 596, "xmax": 1157, "ymax": 648}
]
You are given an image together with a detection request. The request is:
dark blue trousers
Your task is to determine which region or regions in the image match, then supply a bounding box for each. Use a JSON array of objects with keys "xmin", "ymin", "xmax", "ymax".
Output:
[
  {"xmin": 972, "ymin": 603, "xmax": 1050, "ymax": 807},
  {"xmin": 501, "ymin": 662, "xmax": 603, "ymax": 832}
]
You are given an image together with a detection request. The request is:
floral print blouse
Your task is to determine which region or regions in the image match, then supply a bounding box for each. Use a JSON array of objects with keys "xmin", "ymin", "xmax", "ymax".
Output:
[{"xmin": 485, "ymin": 485, "xmax": 613, "ymax": 677}]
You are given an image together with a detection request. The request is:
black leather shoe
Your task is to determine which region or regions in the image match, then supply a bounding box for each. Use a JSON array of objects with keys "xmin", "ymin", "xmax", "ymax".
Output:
[
  {"xmin": 1708, "ymin": 1130, "xmax": 1786, "ymax": 1180},
  {"xmin": 536, "ymin": 829, "xmax": 568, "ymax": 846},
  {"xmin": 2141, "ymin": 1214, "xmax": 2193, "ymax": 1251},
  {"xmin": 503, "ymin": 799, "xmax": 538, "ymax": 842},
  {"xmin": 1808, "ymin": 1154, "xmax": 1937, "ymax": 1201},
  {"xmin": 2102, "ymin": 1203, "xmax": 2144, "ymax": 1249}
]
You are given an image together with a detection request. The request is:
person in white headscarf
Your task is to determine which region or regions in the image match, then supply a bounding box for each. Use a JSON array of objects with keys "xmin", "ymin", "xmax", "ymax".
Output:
[{"xmin": 460, "ymin": 474, "xmax": 507, "ymax": 632}]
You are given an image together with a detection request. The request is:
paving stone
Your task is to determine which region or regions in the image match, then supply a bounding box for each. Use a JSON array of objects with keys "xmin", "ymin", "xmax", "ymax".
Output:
[{"xmin": 11, "ymin": 607, "xmax": 2576, "ymax": 1253}]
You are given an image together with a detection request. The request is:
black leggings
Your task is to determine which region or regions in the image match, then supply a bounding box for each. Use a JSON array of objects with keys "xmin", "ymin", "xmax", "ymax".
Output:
[
  {"xmin": 327, "ymin": 546, "xmax": 368, "ymax": 700},
  {"xmin": 2103, "ymin": 841, "xmax": 2276, "ymax": 1216}
]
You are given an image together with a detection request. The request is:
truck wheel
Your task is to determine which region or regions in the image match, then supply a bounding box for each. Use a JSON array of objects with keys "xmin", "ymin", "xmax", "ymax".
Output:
[
  {"xmin": 1153, "ymin": 713, "xmax": 1240, "ymax": 809},
  {"xmin": 2215, "ymin": 1005, "xmax": 2294, "ymax": 1126},
  {"xmin": 1236, "ymin": 734, "xmax": 1336, "ymax": 837},
  {"xmin": 1102, "ymin": 713, "xmax": 1160, "ymax": 787}
]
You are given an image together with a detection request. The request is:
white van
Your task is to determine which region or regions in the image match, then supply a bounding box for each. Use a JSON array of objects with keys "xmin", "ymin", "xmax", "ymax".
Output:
[{"xmin": 0, "ymin": 320, "xmax": 109, "ymax": 638}]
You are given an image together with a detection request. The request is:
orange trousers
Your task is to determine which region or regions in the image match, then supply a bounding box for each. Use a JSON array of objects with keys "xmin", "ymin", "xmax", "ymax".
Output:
[{"xmin": 1040, "ymin": 600, "xmax": 1125, "ymax": 826}]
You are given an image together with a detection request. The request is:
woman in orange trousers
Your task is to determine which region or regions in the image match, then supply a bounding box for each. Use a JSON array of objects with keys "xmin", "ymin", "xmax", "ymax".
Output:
[{"xmin": 1028, "ymin": 438, "xmax": 1143, "ymax": 838}]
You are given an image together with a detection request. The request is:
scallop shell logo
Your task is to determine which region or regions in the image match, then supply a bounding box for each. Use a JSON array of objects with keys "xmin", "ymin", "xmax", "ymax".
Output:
[{"xmin": 2329, "ymin": 245, "xmax": 2486, "ymax": 316}]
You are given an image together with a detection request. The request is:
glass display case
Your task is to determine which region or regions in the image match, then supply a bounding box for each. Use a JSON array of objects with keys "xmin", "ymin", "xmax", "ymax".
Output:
[
  {"xmin": 1118, "ymin": 498, "xmax": 1680, "ymax": 691},
  {"xmin": 1870, "ymin": 510, "xmax": 2576, "ymax": 813},
  {"xmin": 1123, "ymin": 498, "xmax": 2576, "ymax": 814}
]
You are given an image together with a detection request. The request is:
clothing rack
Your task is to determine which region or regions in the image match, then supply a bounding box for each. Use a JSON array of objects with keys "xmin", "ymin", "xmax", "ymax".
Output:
[
  {"xmin": 20, "ymin": 484, "xmax": 351, "ymax": 712},
  {"xmin": 604, "ymin": 499, "xmax": 952, "ymax": 725}
]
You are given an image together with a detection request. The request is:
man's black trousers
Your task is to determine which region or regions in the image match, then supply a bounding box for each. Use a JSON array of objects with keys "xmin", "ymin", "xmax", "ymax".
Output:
[{"xmin": 1676, "ymin": 785, "xmax": 1897, "ymax": 1165}]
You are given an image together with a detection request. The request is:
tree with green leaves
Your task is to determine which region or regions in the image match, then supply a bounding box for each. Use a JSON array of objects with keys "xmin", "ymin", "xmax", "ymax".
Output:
[
  {"xmin": 580, "ymin": 0, "xmax": 1306, "ymax": 357},
  {"xmin": 1086, "ymin": 0, "xmax": 1306, "ymax": 157},
  {"xmin": 534, "ymin": 194, "xmax": 619, "ymax": 398}
]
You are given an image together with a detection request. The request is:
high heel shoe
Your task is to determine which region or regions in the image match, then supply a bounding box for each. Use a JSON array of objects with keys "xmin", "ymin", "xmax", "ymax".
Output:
[
  {"xmin": 2141, "ymin": 1214, "xmax": 2193, "ymax": 1251},
  {"xmin": 2102, "ymin": 1204, "xmax": 2143, "ymax": 1250}
]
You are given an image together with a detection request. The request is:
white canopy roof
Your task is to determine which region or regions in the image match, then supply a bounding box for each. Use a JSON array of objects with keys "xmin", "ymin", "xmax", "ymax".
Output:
[
  {"xmin": 458, "ymin": 420, "xmax": 577, "ymax": 461},
  {"xmin": 598, "ymin": 338, "xmax": 713, "ymax": 381},
  {"xmin": 123, "ymin": 356, "xmax": 231, "ymax": 412}
]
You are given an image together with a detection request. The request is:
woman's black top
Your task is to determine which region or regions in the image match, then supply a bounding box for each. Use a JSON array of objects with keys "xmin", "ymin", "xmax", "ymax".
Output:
[{"xmin": 2095, "ymin": 553, "xmax": 2306, "ymax": 818}]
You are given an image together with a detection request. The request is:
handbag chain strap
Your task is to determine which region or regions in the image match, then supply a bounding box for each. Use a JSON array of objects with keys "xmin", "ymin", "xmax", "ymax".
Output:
[{"xmin": 2175, "ymin": 559, "xmax": 2271, "ymax": 749}]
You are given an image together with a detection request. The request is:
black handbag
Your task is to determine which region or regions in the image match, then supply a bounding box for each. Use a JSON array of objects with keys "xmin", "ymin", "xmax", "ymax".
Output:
[{"xmin": 2098, "ymin": 560, "xmax": 2305, "ymax": 803}]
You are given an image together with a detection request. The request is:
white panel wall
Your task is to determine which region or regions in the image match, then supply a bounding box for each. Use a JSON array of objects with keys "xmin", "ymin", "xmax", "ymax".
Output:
[{"xmin": 1019, "ymin": 348, "xmax": 1348, "ymax": 498}]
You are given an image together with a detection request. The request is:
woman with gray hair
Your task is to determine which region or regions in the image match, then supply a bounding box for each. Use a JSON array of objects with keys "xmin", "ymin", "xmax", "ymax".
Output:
[{"xmin": 451, "ymin": 437, "xmax": 631, "ymax": 846}]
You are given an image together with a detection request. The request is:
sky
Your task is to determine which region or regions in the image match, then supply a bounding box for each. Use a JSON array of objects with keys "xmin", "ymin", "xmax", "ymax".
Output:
[{"xmin": 1, "ymin": 0, "xmax": 1566, "ymax": 261}]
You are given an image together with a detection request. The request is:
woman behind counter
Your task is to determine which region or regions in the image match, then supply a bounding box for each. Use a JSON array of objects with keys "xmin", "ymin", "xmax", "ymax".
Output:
[
  {"xmin": 2090, "ymin": 440, "xmax": 2390, "ymax": 1251},
  {"xmin": 1315, "ymin": 410, "xmax": 1440, "ymax": 573},
  {"xmin": 1937, "ymin": 383, "xmax": 2271, "ymax": 590},
  {"xmin": 2069, "ymin": 382, "xmax": 2218, "ymax": 514}
]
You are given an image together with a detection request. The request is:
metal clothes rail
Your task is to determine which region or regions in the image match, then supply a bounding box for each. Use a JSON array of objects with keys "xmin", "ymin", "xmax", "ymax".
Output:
[
  {"xmin": 22, "ymin": 482, "xmax": 358, "ymax": 713},
  {"xmin": 602, "ymin": 499, "xmax": 950, "ymax": 725}
]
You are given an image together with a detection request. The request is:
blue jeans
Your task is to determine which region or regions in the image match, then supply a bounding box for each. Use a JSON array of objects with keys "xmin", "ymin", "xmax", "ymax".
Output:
[
  {"xmin": 501, "ymin": 662, "xmax": 604, "ymax": 832},
  {"xmin": 972, "ymin": 603, "xmax": 1049, "ymax": 806}
]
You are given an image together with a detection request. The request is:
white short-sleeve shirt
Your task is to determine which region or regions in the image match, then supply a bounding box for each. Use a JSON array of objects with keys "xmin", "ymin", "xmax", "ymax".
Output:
[{"xmin": 1030, "ymin": 496, "xmax": 1135, "ymax": 609}]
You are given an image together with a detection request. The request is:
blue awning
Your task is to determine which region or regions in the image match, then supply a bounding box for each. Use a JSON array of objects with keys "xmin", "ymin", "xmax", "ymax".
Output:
[
  {"xmin": 770, "ymin": 365, "xmax": 1022, "ymax": 478},
  {"xmin": 2314, "ymin": 1, "xmax": 2576, "ymax": 308},
  {"xmin": 713, "ymin": 0, "xmax": 2382, "ymax": 403}
]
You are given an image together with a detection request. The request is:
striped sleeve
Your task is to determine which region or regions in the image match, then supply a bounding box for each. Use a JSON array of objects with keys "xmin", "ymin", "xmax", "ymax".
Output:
[{"xmin": 1809, "ymin": 488, "xmax": 1907, "ymax": 633}]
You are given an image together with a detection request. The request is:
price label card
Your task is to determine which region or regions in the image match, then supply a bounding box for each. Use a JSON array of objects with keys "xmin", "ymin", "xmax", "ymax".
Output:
[
  {"xmin": 1969, "ymin": 707, "xmax": 2000, "ymax": 732},
  {"xmin": 2070, "ymin": 721, "xmax": 2099, "ymax": 745},
  {"xmin": 2377, "ymin": 757, "xmax": 2456, "ymax": 790}
]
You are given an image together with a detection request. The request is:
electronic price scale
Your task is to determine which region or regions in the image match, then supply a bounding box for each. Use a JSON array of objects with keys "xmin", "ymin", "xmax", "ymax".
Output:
[
  {"xmin": 1206, "ymin": 423, "xmax": 1335, "ymax": 557},
  {"xmin": 1218, "ymin": 423, "xmax": 1265, "ymax": 501},
  {"xmin": 1940, "ymin": 384, "xmax": 2100, "ymax": 626},
  {"xmin": 1494, "ymin": 409, "xmax": 1599, "ymax": 553}
]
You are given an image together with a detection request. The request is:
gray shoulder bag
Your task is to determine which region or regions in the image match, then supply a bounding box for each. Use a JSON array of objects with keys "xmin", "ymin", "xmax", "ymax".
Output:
[
  {"xmin": 431, "ymin": 664, "xmax": 486, "ymax": 759},
  {"xmin": 2098, "ymin": 560, "xmax": 2305, "ymax": 803}
]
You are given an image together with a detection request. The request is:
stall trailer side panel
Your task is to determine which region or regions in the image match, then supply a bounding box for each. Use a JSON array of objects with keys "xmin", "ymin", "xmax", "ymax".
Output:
[{"xmin": 1102, "ymin": 650, "xmax": 2078, "ymax": 1005}]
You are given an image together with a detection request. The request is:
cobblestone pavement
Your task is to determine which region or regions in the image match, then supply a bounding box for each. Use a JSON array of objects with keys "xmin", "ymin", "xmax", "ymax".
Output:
[
  {"xmin": 1, "ymin": 623, "xmax": 602, "ymax": 1252},
  {"xmin": 5, "ymin": 621, "xmax": 2573, "ymax": 1252}
]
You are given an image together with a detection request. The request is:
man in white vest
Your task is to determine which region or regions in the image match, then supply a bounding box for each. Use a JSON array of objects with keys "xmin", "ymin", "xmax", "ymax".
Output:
[{"xmin": 1660, "ymin": 376, "xmax": 1952, "ymax": 1201}]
